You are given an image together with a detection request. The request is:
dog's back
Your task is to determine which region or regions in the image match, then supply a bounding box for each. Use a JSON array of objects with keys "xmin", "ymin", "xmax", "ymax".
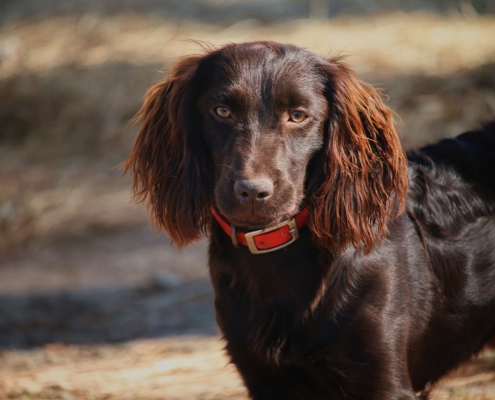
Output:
[
  {"xmin": 416, "ymin": 121, "xmax": 495, "ymax": 201},
  {"xmin": 405, "ymin": 122, "xmax": 495, "ymax": 390}
]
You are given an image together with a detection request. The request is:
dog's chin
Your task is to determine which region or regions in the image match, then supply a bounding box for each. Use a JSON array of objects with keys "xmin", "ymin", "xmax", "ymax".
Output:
[
  {"xmin": 229, "ymin": 215, "xmax": 278, "ymax": 230},
  {"xmin": 219, "ymin": 205, "xmax": 299, "ymax": 231}
]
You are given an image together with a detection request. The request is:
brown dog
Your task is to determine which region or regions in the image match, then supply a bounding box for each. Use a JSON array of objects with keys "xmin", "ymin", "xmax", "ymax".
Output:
[{"xmin": 125, "ymin": 41, "xmax": 495, "ymax": 399}]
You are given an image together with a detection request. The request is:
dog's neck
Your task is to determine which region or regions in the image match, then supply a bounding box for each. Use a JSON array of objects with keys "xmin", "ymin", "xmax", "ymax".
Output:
[{"xmin": 211, "ymin": 207, "xmax": 309, "ymax": 255}]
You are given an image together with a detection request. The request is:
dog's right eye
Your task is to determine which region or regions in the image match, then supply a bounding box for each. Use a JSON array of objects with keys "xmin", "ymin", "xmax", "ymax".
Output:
[
  {"xmin": 289, "ymin": 110, "xmax": 307, "ymax": 123},
  {"xmin": 215, "ymin": 106, "xmax": 231, "ymax": 118}
]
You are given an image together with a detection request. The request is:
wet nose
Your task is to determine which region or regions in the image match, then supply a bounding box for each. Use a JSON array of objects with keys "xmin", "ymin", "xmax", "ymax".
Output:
[{"xmin": 234, "ymin": 178, "xmax": 273, "ymax": 204}]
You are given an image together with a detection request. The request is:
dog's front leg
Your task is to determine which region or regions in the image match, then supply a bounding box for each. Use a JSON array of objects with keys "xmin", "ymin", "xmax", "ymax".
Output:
[
  {"xmin": 228, "ymin": 349, "xmax": 348, "ymax": 400},
  {"xmin": 231, "ymin": 351, "xmax": 421, "ymax": 400}
]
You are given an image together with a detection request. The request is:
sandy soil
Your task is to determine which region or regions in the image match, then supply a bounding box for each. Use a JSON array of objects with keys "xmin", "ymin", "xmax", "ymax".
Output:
[{"xmin": 0, "ymin": 336, "xmax": 493, "ymax": 400}]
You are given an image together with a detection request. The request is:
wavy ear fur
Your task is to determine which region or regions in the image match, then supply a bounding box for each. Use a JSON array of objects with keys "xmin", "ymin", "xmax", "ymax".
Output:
[
  {"xmin": 308, "ymin": 58, "xmax": 409, "ymax": 253},
  {"xmin": 123, "ymin": 55, "xmax": 212, "ymax": 247}
]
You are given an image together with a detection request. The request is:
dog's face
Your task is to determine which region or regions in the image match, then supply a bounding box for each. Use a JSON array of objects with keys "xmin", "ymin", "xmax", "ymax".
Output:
[
  {"xmin": 197, "ymin": 44, "xmax": 328, "ymax": 229},
  {"xmin": 125, "ymin": 41, "xmax": 408, "ymax": 251}
]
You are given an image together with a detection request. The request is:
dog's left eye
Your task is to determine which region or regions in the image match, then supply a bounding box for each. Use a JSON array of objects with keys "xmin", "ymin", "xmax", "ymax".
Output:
[
  {"xmin": 215, "ymin": 106, "xmax": 231, "ymax": 118},
  {"xmin": 289, "ymin": 111, "xmax": 307, "ymax": 123}
]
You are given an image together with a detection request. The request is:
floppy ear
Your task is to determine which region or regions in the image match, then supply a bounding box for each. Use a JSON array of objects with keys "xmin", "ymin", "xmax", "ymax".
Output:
[
  {"xmin": 123, "ymin": 55, "xmax": 213, "ymax": 247},
  {"xmin": 307, "ymin": 58, "xmax": 409, "ymax": 253}
]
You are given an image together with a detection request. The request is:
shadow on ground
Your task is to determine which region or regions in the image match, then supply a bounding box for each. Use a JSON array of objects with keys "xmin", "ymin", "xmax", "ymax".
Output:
[{"xmin": 0, "ymin": 280, "xmax": 216, "ymax": 348}]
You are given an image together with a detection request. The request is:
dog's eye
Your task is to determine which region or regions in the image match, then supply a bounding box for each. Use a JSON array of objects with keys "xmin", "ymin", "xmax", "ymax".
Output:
[
  {"xmin": 289, "ymin": 111, "xmax": 307, "ymax": 123},
  {"xmin": 215, "ymin": 106, "xmax": 231, "ymax": 118}
]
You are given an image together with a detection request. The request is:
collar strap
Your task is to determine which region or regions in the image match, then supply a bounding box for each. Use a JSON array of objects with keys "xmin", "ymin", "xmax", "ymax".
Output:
[{"xmin": 211, "ymin": 207, "xmax": 309, "ymax": 254}]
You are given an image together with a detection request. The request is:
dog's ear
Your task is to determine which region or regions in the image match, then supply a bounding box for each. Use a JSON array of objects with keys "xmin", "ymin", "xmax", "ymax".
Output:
[
  {"xmin": 308, "ymin": 58, "xmax": 409, "ymax": 253},
  {"xmin": 123, "ymin": 55, "xmax": 212, "ymax": 247}
]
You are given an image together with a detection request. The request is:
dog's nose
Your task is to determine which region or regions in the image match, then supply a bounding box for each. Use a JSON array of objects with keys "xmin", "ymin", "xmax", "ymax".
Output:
[{"xmin": 234, "ymin": 178, "xmax": 273, "ymax": 203}]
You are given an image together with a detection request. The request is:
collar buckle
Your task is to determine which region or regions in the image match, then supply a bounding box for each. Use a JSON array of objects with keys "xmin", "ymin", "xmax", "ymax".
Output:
[{"xmin": 244, "ymin": 218, "xmax": 299, "ymax": 254}]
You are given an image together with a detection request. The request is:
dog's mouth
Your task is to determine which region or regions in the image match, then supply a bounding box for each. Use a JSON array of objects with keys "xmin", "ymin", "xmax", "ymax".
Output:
[{"xmin": 219, "ymin": 206, "xmax": 299, "ymax": 231}]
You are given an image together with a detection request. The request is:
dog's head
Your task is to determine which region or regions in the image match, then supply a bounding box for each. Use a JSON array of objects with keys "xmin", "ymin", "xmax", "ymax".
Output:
[{"xmin": 125, "ymin": 42, "xmax": 408, "ymax": 253}]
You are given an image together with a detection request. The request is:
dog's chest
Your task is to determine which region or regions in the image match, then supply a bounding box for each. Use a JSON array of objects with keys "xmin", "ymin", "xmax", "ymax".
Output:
[{"xmin": 210, "ymin": 244, "xmax": 335, "ymax": 363}]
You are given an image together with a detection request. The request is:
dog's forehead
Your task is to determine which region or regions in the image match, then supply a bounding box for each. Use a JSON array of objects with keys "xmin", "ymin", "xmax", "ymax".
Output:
[{"xmin": 210, "ymin": 44, "xmax": 322, "ymax": 91}]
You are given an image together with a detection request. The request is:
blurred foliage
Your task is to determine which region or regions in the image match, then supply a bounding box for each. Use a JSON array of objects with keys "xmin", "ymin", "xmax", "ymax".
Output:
[{"xmin": 0, "ymin": 63, "xmax": 155, "ymax": 162}]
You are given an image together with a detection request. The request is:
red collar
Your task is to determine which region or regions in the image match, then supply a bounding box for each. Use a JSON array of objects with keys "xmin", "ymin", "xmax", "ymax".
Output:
[{"xmin": 211, "ymin": 207, "xmax": 309, "ymax": 254}]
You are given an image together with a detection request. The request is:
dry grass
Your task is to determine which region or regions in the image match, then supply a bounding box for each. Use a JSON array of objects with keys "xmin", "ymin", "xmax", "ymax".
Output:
[{"xmin": 1, "ymin": 13, "xmax": 495, "ymax": 77}]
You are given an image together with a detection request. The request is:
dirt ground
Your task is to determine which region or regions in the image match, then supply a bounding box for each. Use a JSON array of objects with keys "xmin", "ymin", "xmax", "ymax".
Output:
[
  {"xmin": 1, "ymin": 1, "xmax": 495, "ymax": 399},
  {"xmin": 0, "ymin": 337, "xmax": 493, "ymax": 400}
]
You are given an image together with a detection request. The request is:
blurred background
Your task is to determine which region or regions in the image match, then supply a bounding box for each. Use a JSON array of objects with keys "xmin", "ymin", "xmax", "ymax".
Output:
[{"xmin": 0, "ymin": 0, "xmax": 495, "ymax": 399}]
